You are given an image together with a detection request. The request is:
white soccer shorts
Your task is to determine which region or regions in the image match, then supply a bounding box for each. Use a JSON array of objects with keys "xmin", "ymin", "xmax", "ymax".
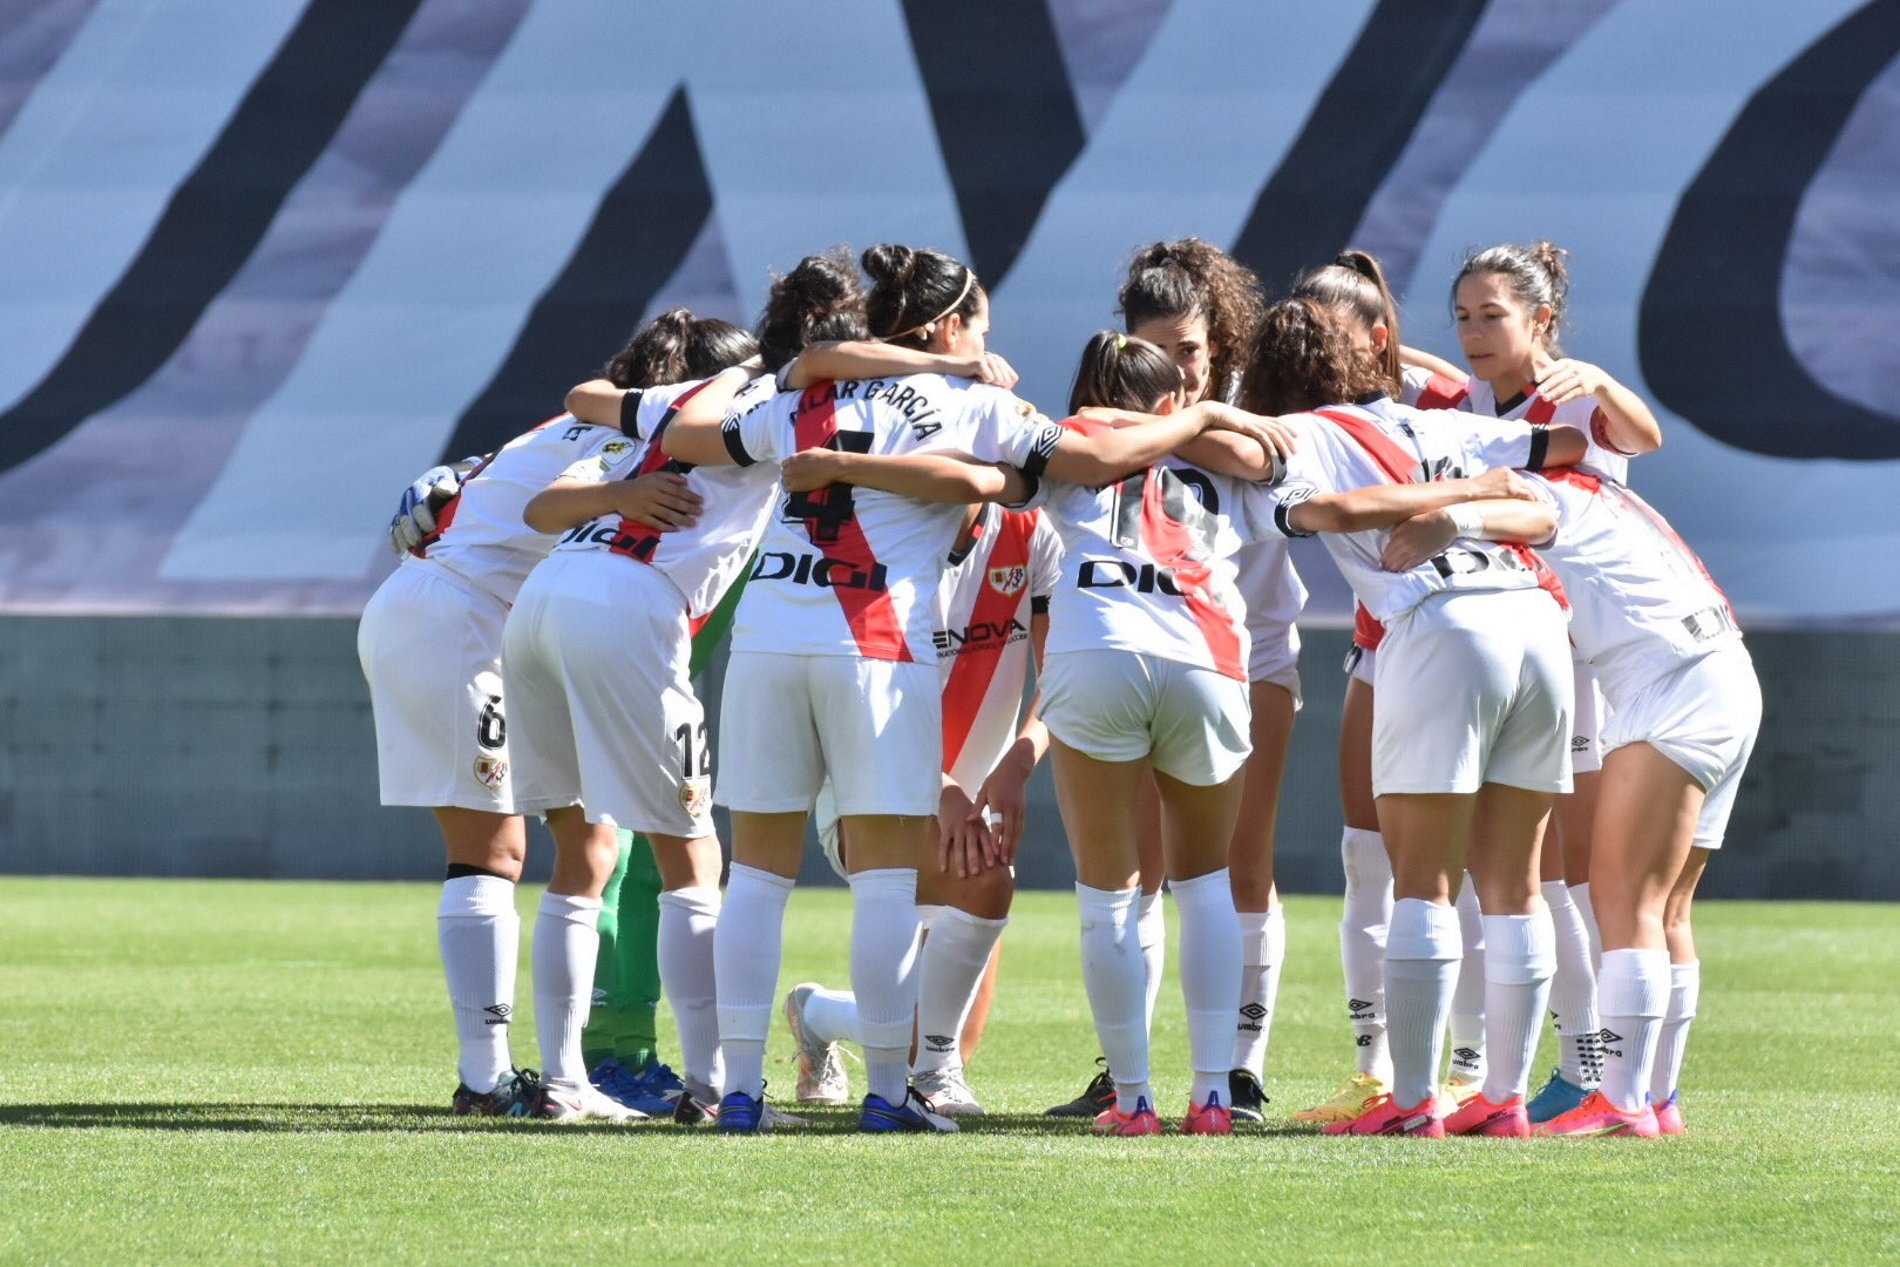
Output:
[
  {"xmin": 1039, "ymin": 648, "xmax": 1252, "ymax": 786},
  {"xmin": 1602, "ymin": 643, "xmax": 1761, "ymax": 851}
]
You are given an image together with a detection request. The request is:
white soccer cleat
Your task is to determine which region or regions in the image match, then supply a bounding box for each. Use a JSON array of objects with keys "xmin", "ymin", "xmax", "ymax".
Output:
[
  {"xmin": 529, "ymin": 1081, "xmax": 645, "ymax": 1123},
  {"xmin": 784, "ymin": 982, "xmax": 853, "ymax": 1104},
  {"xmin": 911, "ymin": 1065, "xmax": 984, "ymax": 1116}
]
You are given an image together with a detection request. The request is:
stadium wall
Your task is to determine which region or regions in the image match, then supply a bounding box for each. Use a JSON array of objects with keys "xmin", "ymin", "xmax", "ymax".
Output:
[{"xmin": 3, "ymin": 615, "xmax": 1893, "ymax": 901}]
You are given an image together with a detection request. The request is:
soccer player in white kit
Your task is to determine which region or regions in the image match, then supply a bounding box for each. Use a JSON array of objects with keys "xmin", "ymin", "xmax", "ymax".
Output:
[
  {"xmin": 1243, "ymin": 297, "xmax": 1588, "ymax": 1137},
  {"xmin": 357, "ymin": 311, "xmax": 742, "ymax": 1120},
  {"xmin": 661, "ymin": 245, "xmax": 1281, "ymax": 1133}
]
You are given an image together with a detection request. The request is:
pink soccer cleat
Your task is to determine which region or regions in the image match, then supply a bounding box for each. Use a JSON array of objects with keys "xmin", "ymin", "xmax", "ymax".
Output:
[
  {"xmin": 1652, "ymin": 1091, "xmax": 1685, "ymax": 1136},
  {"xmin": 1445, "ymin": 1091, "xmax": 1530, "ymax": 1138},
  {"xmin": 1321, "ymin": 1093, "xmax": 1444, "ymax": 1137},
  {"xmin": 1534, "ymin": 1090, "xmax": 1661, "ymax": 1138},
  {"xmin": 1091, "ymin": 1096, "xmax": 1164, "ymax": 1137},
  {"xmin": 1182, "ymin": 1094, "xmax": 1233, "ymax": 1136}
]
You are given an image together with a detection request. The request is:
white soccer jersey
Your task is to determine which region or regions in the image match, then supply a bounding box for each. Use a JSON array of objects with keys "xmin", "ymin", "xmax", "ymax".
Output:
[
  {"xmin": 936, "ymin": 506, "xmax": 1061, "ymax": 792},
  {"xmin": 1399, "ymin": 364, "xmax": 1471, "ymax": 411},
  {"xmin": 1034, "ymin": 417, "xmax": 1267, "ymax": 682},
  {"xmin": 1528, "ymin": 468, "xmax": 1741, "ymax": 702},
  {"xmin": 1253, "ymin": 399, "xmax": 1564, "ymax": 624},
  {"xmin": 417, "ymin": 415, "xmax": 624, "ymax": 605},
  {"xmin": 544, "ymin": 376, "xmax": 780, "ymax": 622},
  {"xmin": 1459, "ymin": 377, "xmax": 1630, "ymax": 483},
  {"xmin": 721, "ymin": 374, "xmax": 1064, "ymax": 663}
]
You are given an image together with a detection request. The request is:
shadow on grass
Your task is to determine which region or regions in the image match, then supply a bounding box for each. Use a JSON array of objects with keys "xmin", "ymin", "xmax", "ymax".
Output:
[{"xmin": 0, "ymin": 1103, "xmax": 1321, "ymax": 1138}]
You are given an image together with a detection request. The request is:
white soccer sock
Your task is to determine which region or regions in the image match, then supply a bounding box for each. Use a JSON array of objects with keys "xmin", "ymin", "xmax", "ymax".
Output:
[
  {"xmin": 532, "ymin": 890, "xmax": 602, "ymax": 1092},
  {"xmin": 1571, "ymin": 881, "xmax": 1603, "ymax": 969},
  {"xmin": 849, "ymin": 868, "xmax": 922, "ymax": 1106},
  {"xmin": 802, "ymin": 986, "xmax": 862, "ymax": 1046},
  {"xmin": 714, "ymin": 863, "xmax": 794, "ymax": 1101},
  {"xmin": 1231, "ymin": 905, "xmax": 1286, "ymax": 1079},
  {"xmin": 912, "ymin": 906, "xmax": 1008, "ymax": 1075},
  {"xmin": 658, "ymin": 885, "xmax": 723, "ymax": 1100},
  {"xmin": 1544, "ymin": 880, "xmax": 1604, "ymax": 1087},
  {"xmin": 1481, "ymin": 909, "xmax": 1557, "ymax": 1103},
  {"xmin": 1138, "ymin": 889, "xmax": 1166, "ymax": 1035},
  {"xmin": 1597, "ymin": 947, "xmax": 1670, "ymax": 1112},
  {"xmin": 1339, "ymin": 826, "xmax": 1393, "ymax": 1079},
  {"xmin": 1078, "ymin": 882, "xmax": 1151, "ymax": 1112},
  {"xmin": 1650, "ymin": 960, "xmax": 1701, "ymax": 1104},
  {"xmin": 1173, "ymin": 869, "xmax": 1242, "ymax": 1108},
  {"xmin": 1449, "ymin": 878, "xmax": 1487, "ymax": 1084},
  {"xmin": 916, "ymin": 903, "xmax": 946, "ymax": 933},
  {"xmin": 1385, "ymin": 898, "xmax": 1462, "ymax": 1109},
  {"xmin": 437, "ymin": 875, "xmax": 519, "ymax": 1094}
]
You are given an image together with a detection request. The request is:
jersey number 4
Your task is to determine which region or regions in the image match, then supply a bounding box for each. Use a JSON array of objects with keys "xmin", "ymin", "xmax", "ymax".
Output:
[{"xmin": 782, "ymin": 432, "xmax": 874, "ymax": 544}]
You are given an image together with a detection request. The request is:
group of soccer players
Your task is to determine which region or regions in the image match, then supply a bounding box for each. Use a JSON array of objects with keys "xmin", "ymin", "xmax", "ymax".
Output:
[{"xmin": 359, "ymin": 231, "xmax": 1759, "ymax": 1139}]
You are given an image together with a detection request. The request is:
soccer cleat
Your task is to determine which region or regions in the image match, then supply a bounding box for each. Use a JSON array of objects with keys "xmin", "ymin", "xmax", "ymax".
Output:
[
  {"xmin": 1044, "ymin": 1056, "xmax": 1116, "ymax": 1117},
  {"xmin": 1227, "ymin": 1069, "xmax": 1268, "ymax": 1123},
  {"xmin": 1535, "ymin": 1090, "xmax": 1660, "ymax": 1138},
  {"xmin": 528, "ymin": 1081, "xmax": 643, "ymax": 1123},
  {"xmin": 1525, "ymin": 1067, "xmax": 1592, "ymax": 1124},
  {"xmin": 1091, "ymin": 1096, "xmax": 1164, "ymax": 1137},
  {"xmin": 859, "ymin": 1087, "xmax": 960, "ymax": 1133},
  {"xmin": 713, "ymin": 1090, "xmax": 771, "ymax": 1134},
  {"xmin": 1292, "ymin": 1071, "xmax": 1390, "ymax": 1125},
  {"xmin": 452, "ymin": 1067, "xmax": 539, "ymax": 1117},
  {"xmin": 1441, "ymin": 1074, "xmax": 1486, "ymax": 1109},
  {"xmin": 635, "ymin": 1059, "xmax": 687, "ymax": 1100},
  {"xmin": 1321, "ymin": 1093, "xmax": 1444, "ymax": 1137},
  {"xmin": 1653, "ymin": 1090, "xmax": 1685, "ymax": 1136},
  {"xmin": 1182, "ymin": 1092, "xmax": 1233, "ymax": 1136},
  {"xmin": 911, "ymin": 1065, "xmax": 984, "ymax": 1116},
  {"xmin": 590, "ymin": 1057, "xmax": 677, "ymax": 1117},
  {"xmin": 784, "ymin": 983, "xmax": 853, "ymax": 1104},
  {"xmin": 1444, "ymin": 1091, "xmax": 1530, "ymax": 1137},
  {"xmin": 672, "ymin": 1090, "xmax": 716, "ymax": 1126}
]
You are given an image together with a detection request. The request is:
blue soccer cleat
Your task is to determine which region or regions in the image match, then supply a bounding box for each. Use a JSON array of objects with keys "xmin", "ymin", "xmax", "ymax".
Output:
[
  {"xmin": 590, "ymin": 1057, "xmax": 676, "ymax": 1117},
  {"xmin": 714, "ymin": 1090, "xmax": 770, "ymax": 1133},
  {"xmin": 1526, "ymin": 1068, "xmax": 1592, "ymax": 1124},
  {"xmin": 858, "ymin": 1087, "xmax": 960, "ymax": 1133}
]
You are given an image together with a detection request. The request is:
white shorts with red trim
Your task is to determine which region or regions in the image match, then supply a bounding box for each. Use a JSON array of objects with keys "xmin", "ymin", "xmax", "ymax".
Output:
[
  {"xmin": 1372, "ymin": 589, "xmax": 1574, "ymax": 796},
  {"xmin": 1570, "ymin": 658, "xmax": 1609, "ymax": 776},
  {"xmin": 1601, "ymin": 643, "xmax": 1760, "ymax": 851},
  {"xmin": 501, "ymin": 552, "xmax": 713, "ymax": 838},
  {"xmin": 1039, "ymin": 649, "xmax": 1251, "ymax": 786},
  {"xmin": 358, "ymin": 560, "xmax": 529, "ymax": 814},
  {"xmin": 716, "ymin": 651, "xmax": 942, "ymax": 816}
]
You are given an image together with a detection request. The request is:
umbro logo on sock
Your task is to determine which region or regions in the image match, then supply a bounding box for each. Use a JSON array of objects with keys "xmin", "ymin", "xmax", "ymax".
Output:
[
  {"xmin": 1452, "ymin": 1047, "xmax": 1481, "ymax": 1068},
  {"xmin": 1239, "ymin": 1003, "xmax": 1268, "ymax": 1028},
  {"xmin": 1348, "ymin": 998, "xmax": 1373, "ymax": 1014},
  {"xmin": 484, "ymin": 1004, "xmax": 511, "ymax": 1026},
  {"xmin": 1598, "ymin": 1028, "xmax": 1624, "ymax": 1058},
  {"xmin": 923, "ymin": 1033, "xmax": 955, "ymax": 1052}
]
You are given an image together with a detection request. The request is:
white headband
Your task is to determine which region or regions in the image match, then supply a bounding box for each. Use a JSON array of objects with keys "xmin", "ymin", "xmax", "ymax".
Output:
[{"xmin": 889, "ymin": 269, "xmax": 975, "ymax": 341}]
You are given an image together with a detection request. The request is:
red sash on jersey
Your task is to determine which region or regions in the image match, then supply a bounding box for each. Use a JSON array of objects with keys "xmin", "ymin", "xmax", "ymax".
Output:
[
  {"xmin": 1414, "ymin": 373, "xmax": 1470, "ymax": 411},
  {"xmin": 1140, "ymin": 469, "xmax": 1245, "ymax": 681},
  {"xmin": 940, "ymin": 510, "xmax": 1036, "ymax": 775},
  {"xmin": 1312, "ymin": 406, "xmax": 1568, "ymax": 611},
  {"xmin": 790, "ymin": 383, "xmax": 914, "ymax": 662}
]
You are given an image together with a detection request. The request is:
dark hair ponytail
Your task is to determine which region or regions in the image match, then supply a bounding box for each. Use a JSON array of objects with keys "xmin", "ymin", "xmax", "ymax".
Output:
[
  {"xmin": 1066, "ymin": 330, "xmax": 1183, "ymax": 415},
  {"xmin": 1117, "ymin": 238, "xmax": 1265, "ymax": 403},
  {"xmin": 1290, "ymin": 249, "xmax": 1403, "ymax": 394},
  {"xmin": 1452, "ymin": 239, "xmax": 1571, "ymax": 354},
  {"xmin": 861, "ymin": 244, "xmax": 983, "ymax": 348},
  {"xmin": 683, "ymin": 318, "xmax": 758, "ymax": 380},
  {"xmin": 755, "ymin": 249, "xmax": 869, "ymax": 370},
  {"xmin": 1240, "ymin": 298, "xmax": 1387, "ymax": 415}
]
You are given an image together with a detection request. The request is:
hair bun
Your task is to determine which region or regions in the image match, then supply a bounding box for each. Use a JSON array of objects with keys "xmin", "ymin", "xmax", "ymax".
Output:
[
  {"xmin": 861, "ymin": 244, "xmax": 918, "ymax": 287},
  {"xmin": 1529, "ymin": 240, "xmax": 1571, "ymax": 290}
]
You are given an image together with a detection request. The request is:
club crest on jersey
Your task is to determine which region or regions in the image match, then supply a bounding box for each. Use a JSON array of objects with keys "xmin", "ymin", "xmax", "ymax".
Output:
[
  {"xmin": 600, "ymin": 439, "xmax": 633, "ymax": 458},
  {"xmin": 987, "ymin": 564, "xmax": 1028, "ymax": 596},
  {"xmin": 679, "ymin": 776, "xmax": 711, "ymax": 819},
  {"xmin": 473, "ymin": 755, "xmax": 509, "ymax": 790}
]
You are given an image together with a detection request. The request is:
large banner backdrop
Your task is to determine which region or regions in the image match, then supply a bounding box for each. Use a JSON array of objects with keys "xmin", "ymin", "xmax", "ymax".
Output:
[{"xmin": 1, "ymin": 0, "xmax": 1896, "ymax": 624}]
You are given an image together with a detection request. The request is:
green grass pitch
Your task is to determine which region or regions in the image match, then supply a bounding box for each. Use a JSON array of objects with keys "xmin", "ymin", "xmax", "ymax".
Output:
[{"xmin": 3, "ymin": 877, "xmax": 1895, "ymax": 1264}]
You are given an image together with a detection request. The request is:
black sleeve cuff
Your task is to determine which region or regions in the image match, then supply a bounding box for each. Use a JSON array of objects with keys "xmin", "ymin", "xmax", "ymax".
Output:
[
  {"xmin": 618, "ymin": 388, "xmax": 645, "ymax": 437},
  {"xmin": 720, "ymin": 417, "xmax": 755, "ymax": 467},
  {"xmin": 1031, "ymin": 595, "xmax": 1050, "ymax": 615},
  {"xmin": 1525, "ymin": 425, "xmax": 1550, "ymax": 471},
  {"xmin": 1273, "ymin": 487, "xmax": 1318, "ymax": 538}
]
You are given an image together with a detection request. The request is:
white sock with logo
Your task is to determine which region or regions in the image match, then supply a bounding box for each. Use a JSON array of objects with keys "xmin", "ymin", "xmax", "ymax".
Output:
[
  {"xmin": 1598, "ymin": 947, "xmax": 1670, "ymax": 1112},
  {"xmin": 1449, "ymin": 877, "xmax": 1487, "ymax": 1085},
  {"xmin": 438, "ymin": 875, "xmax": 518, "ymax": 1094},
  {"xmin": 848, "ymin": 868, "xmax": 923, "ymax": 1106},
  {"xmin": 1232, "ymin": 905, "xmax": 1286, "ymax": 1079},
  {"xmin": 1339, "ymin": 827, "xmax": 1392, "ymax": 1079},
  {"xmin": 1172, "ymin": 869, "xmax": 1241, "ymax": 1108},
  {"xmin": 912, "ymin": 906, "xmax": 1008, "ymax": 1075},
  {"xmin": 532, "ymin": 889, "xmax": 602, "ymax": 1093},
  {"xmin": 1651, "ymin": 960, "xmax": 1701, "ymax": 1105},
  {"xmin": 1385, "ymin": 898, "xmax": 1462, "ymax": 1110},
  {"xmin": 1545, "ymin": 880, "xmax": 1604, "ymax": 1087},
  {"xmin": 1481, "ymin": 909, "xmax": 1557, "ymax": 1103},
  {"xmin": 1138, "ymin": 889, "xmax": 1166, "ymax": 1034},
  {"xmin": 657, "ymin": 885, "xmax": 722, "ymax": 1100},
  {"xmin": 1079, "ymin": 882, "xmax": 1151, "ymax": 1113},
  {"xmin": 714, "ymin": 863, "xmax": 794, "ymax": 1101}
]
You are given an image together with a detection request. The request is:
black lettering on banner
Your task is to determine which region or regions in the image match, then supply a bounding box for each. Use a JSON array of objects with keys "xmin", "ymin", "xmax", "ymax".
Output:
[
  {"xmin": 674, "ymin": 720, "xmax": 711, "ymax": 778},
  {"xmin": 782, "ymin": 431, "xmax": 875, "ymax": 544},
  {"xmin": 477, "ymin": 695, "xmax": 506, "ymax": 750}
]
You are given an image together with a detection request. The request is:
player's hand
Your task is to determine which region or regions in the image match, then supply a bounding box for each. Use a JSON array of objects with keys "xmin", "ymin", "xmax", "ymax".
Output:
[
  {"xmin": 781, "ymin": 449, "xmax": 851, "ymax": 492},
  {"xmin": 1381, "ymin": 508, "xmax": 1460, "ymax": 572},
  {"xmin": 973, "ymin": 754, "xmax": 1033, "ymax": 867},
  {"xmin": 388, "ymin": 464, "xmax": 465, "ymax": 554},
  {"xmin": 612, "ymin": 471, "xmax": 701, "ymax": 531},
  {"xmin": 1472, "ymin": 467, "xmax": 1537, "ymax": 502},
  {"xmin": 938, "ymin": 783, "xmax": 993, "ymax": 878},
  {"xmin": 1536, "ymin": 359, "xmax": 1609, "ymax": 406},
  {"xmin": 955, "ymin": 352, "xmax": 1019, "ymax": 390}
]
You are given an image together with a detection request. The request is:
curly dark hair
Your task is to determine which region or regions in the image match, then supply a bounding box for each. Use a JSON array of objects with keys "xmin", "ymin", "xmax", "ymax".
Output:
[
  {"xmin": 755, "ymin": 248, "xmax": 868, "ymax": 371},
  {"xmin": 1240, "ymin": 297, "xmax": 1387, "ymax": 416},
  {"xmin": 1117, "ymin": 237, "xmax": 1265, "ymax": 402}
]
